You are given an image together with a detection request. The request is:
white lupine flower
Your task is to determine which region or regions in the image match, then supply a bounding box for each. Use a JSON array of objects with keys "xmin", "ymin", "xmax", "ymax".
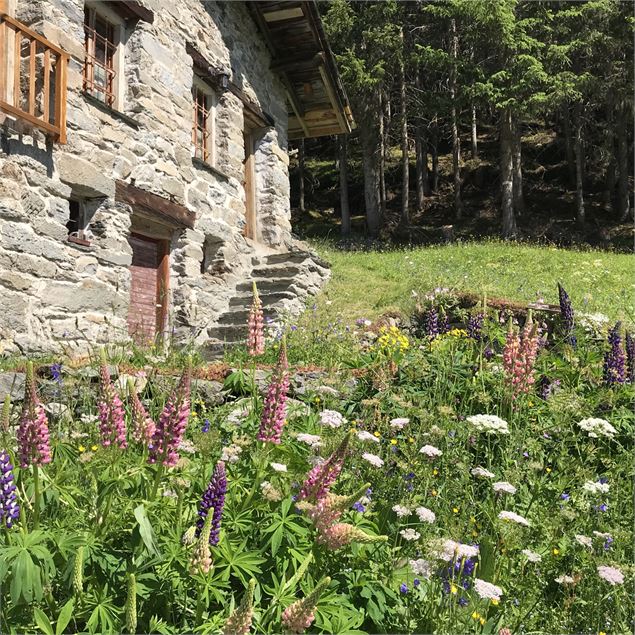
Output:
[
  {"xmin": 577, "ymin": 417, "xmax": 616, "ymax": 439},
  {"xmin": 498, "ymin": 511, "xmax": 530, "ymax": 526},
  {"xmin": 419, "ymin": 444, "xmax": 443, "ymax": 458},
  {"xmin": 415, "ymin": 506, "xmax": 436, "ymax": 524},
  {"xmin": 357, "ymin": 430, "xmax": 380, "ymax": 443},
  {"xmin": 493, "ymin": 481, "xmax": 516, "ymax": 495},
  {"xmin": 467, "ymin": 414, "xmax": 510, "ymax": 435},
  {"xmin": 392, "ymin": 504, "xmax": 412, "ymax": 518},
  {"xmin": 362, "ymin": 453, "xmax": 384, "ymax": 468},
  {"xmin": 320, "ymin": 409, "xmax": 346, "ymax": 428},
  {"xmin": 400, "ymin": 528, "xmax": 421, "ymax": 541}
]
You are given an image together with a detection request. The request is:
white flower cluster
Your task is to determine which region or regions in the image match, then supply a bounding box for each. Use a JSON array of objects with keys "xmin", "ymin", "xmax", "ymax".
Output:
[
  {"xmin": 220, "ymin": 443, "xmax": 243, "ymax": 464},
  {"xmin": 432, "ymin": 539, "xmax": 479, "ymax": 561},
  {"xmin": 467, "ymin": 414, "xmax": 510, "ymax": 435},
  {"xmin": 498, "ymin": 510, "xmax": 530, "ymax": 526},
  {"xmin": 521, "ymin": 549, "xmax": 542, "ymax": 563},
  {"xmin": 358, "ymin": 430, "xmax": 380, "ymax": 443},
  {"xmin": 419, "ymin": 444, "xmax": 443, "ymax": 458},
  {"xmin": 473, "ymin": 578, "xmax": 503, "ymax": 601},
  {"xmin": 320, "ymin": 409, "xmax": 347, "ymax": 428},
  {"xmin": 392, "ymin": 504, "xmax": 411, "ymax": 518},
  {"xmin": 575, "ymin": 534, "xmax": 593, "ymax": 549},
  {"xmin": 390, "ymin": 417, "xmax": 410, "ymax": 429},
  {"xmin": 400, "ymin": 528, "xmax": 421, "ymax": 541},
  {"xmin": 409, "ymin": 558, "xmax": 433, "ymax": 579},
  {"xmin": 555, "ymin": 575, "xmax": 575, "ymax": 585},
  {"xmin": 493, "ymin": 481, "xmax": 516, "ymax": 495},
  {"xmin": 583, "ymin": 480, "xmax": 610, "ymax": 495},
  {"xmin": 415, "ymin": 506, "xmax": 436, "ymax": 524},
  {"xmin": 577, "ymin": 418, "xmax": 616, "ymax": 439},
  {"xmin": 260, "ymin": 480, "xmax": 282, "ymax": 502},
  {"xmin": 362, "ymin": 452, "xmax": 384, "ymax": 468},
  {"xmin": 471, "ymin": 466, "xmax": 495, "ymax": 479},
  {"xmin": 270, "ymin": 462, "xmax": 287, "ymax": 473},
  {"xmin": 296, "ymin": 433, "xmax": 322, "ymax": 448}
]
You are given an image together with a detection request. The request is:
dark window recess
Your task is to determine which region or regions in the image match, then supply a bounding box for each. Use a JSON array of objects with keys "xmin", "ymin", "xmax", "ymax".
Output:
[{"xmin": 67, "ymin": 199, "xmax": 84, "ymax": 236}]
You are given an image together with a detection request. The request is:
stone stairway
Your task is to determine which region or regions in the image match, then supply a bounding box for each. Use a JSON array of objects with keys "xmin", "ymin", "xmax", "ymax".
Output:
[{"xmin": 202, "ymin": 249, "xmax": 329, "ymax": 357}]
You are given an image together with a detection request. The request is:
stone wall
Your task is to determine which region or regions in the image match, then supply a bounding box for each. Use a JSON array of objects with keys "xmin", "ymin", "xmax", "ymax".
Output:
[{"xmin": 0, "ymin": 0, "xmax": 309, "ymax": 355}]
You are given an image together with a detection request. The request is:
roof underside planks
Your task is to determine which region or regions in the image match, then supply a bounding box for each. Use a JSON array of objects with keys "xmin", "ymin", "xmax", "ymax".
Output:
[{"xmin": 247, "ymin": 0, "xmax": 354, "ymax": 140}]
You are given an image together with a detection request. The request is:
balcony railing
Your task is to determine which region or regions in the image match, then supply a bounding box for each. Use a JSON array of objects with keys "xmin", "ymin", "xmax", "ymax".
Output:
[{"xmin": 0, "ymin": 13, "xmax": 68, "ymax": 143}]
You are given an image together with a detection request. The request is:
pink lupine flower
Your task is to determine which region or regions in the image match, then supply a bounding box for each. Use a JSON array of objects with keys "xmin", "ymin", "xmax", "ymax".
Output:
[
  {"xmin": 503, "ymin": 316, "xmax": 540, "ymax": 398},
  {"xmin": 18, "ymin": 362, "xmax": 51, "ymax": 468},
  {"xmin": 257, "ymin": 340, "xmax": 290, "ymax": 444},
  {"xmin": 281, "ymin": 577, "xmax": 331, "ymax": 634},
  {"xmin": 247, "ymin": 282, "xmax": 265, "ymax": 356},
  {"xmin": 128, "ymin": 379, "xmax": 155, "ymax": 445},
  {"xmin": 98, "ymin": 351, "xmax": 127, "ymax": 449},
  {"xmin": 223, "ymin": 578, "xmax": 255, "ymax": 635},
  {"xmin": 149, "ymin": 365, "xmax": 191, "ymax": 466},
  {"xmin": 298, "ymin": 433, "xmax": 351, "ymax": 502}
]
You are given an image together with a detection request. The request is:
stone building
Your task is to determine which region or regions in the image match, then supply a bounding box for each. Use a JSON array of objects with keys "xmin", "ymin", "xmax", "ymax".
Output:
[{"xmin": 0, "ymin": 0, "xmax": 353, "ymax": 355}]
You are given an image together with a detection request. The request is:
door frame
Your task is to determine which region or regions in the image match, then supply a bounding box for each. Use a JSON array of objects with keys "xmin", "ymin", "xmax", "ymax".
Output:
[
  {"xmin": 243, "ymin": 130, "xmax": 257, "ymax": 241},
  {"xmin": 128, "ymin": 231, "xmax": 170, "ymax": 343}
]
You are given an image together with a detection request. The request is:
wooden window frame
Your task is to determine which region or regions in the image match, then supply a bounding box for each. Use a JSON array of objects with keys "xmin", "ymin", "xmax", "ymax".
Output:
[
  {"xmin": 83, "ymin": 2, "xmax": 125, "ymax": 110},
  {"xmin": 192, "ymin": 76, "xmax": 216, "ymax": 167}
]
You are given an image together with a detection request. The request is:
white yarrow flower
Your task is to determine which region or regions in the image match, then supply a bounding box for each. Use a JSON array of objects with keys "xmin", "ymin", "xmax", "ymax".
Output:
[
  {"xmin": 362, "ymin": 452, "xmax": 384, "ymax": 468},
  {"xmin": 270, "ymin": 462, "xmax": 287, "ymax": 472},
  {"xmin": 400, "ymin": 528, "xmax": 421, "ymax": 541},
  {"xmin": 522, "ymin": 549, "xmax": 542, "ymax": 563},
  {"xmin": 493, "ymin": 481, "xmax": 517, "ymax": 495},
  {"xmin": 409, "ymin": 558, "xmax": 433, "ymax": 579},
  {"xmin": 392, "ymin": 504, "xmax": 411, "ymax": 518},
  {"xmin": 473, "ymin": 578, "xmax": 503, "ymax": 601},
  {"xmin": 296, "ymin": 433, "xmax": 322, "ymax": 448},
  {"xmin": 467, "ymin": 414, "xmax": 510, "ymax": 435},
  {"xmin": 498, "ymin": 510, "xmax": 530, "ymax": 526},
  {"xmin": 419, "ymin": 444, "xmax": 443, "ymax": 458},
  {"xmin": 320, "ymin": 409, "xmax": 346, "ymax": 428},
  {"xmin": 471, "ymin": 466, "xmax": 496, "ymax": 479},
  {"xmin": 583, "ymin": 480, "xmax": 610, "ymax": 495},
  {"xmin": 357, "ymin": 430, "xmax": 380, "ymax": 443},
  {"xmin": 577, "ymin": 417, "xmax": 616, "ymax": 439},
  {"xmin": 390, "ymin": 417, "xmax": 410, "ymax": 429},
  {"xmin": 575, "ymin": 534, "xmax": 593, "ymax": 549},
  {"xmin": 415, "ymin": 506, "xmax": 436, "ymax": 524},
  {"xmin": 555, "ymin": 575, "xmax": 575, "ymax": 585}
]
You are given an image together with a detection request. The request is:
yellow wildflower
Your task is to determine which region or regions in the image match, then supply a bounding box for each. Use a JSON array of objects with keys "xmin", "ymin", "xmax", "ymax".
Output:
[
  {"xmin": 373, "ymin": 431, "xmax": 381, "ymax": 438},
  {"xmin": 450, "ymin": 584, "xmax": 458, "ymax": 594},
  {"xmin": 390, "ymin": 439, "xmax": 397, "ymax": 445},
  {"xmin": 553, "ymin": 548, "xmax": 560, "ymax": 556},
  {"xmin": 408, "ymin": 437, "xmax": 415, "ymax": 443},
  {"xmin": 472, "ymin": 612, "xmax": 480, "ymax": 620},
  {"xmin": 432, "ymin": 468, "xmax": 439, "ymax": 476},
  {"xmin": 491, "ymin": 598, "xmax": 499, "ymax": 606},
  {"xmin": 91, "ymin": 445, "xmax": 98, "ymax": 452},
  {"xmin": 480, "ymin": 617, "xmax": 486, "ymax": 626},
  {"xmin": 452, "ymin": 507, "xmax": 459, "ymax": 514},
  {"xmin": 431, "ymin": 489, "xmax": 438, "ymax": 497},
  {"xmin": 78, "ymin": 445, "xmax": 86, "ymax": 452}
]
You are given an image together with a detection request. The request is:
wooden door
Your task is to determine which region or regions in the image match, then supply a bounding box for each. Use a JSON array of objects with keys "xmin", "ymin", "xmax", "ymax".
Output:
[
  {"xmin": 127, "ymin": 233, "xmax": 169, "ymax": 344},
  {"xmin": 243, "ymin": 131, "xmax": 256, "ymax": 240}
]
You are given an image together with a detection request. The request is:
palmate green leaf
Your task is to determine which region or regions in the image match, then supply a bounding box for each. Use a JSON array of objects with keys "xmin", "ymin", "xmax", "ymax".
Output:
[{"xmin": 215, "ymin": 540, "xmax": 265, "ymax": 585}]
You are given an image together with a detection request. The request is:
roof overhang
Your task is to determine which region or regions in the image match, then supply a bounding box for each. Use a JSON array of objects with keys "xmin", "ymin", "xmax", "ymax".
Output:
[{"xmin": 247, "ymin": 1, "xmax": 355, "ymax": 139}]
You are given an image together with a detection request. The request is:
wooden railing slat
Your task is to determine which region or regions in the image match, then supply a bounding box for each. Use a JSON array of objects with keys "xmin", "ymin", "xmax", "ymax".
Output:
[
  {"xmin": 28, "ymin": 37, "xmax": 36, "ymax": 115},
  {"xmin": 54, "ymin": 53, "xmax": 67, "ymax": 143},
  {"xmin": 0, "ymin": 22, "xmax": 6, "ymax": 105},
  {"xmin": 13, "ymin": 25, "xmax": 20, "ymax": 107},
  {"xmin": 42, "ymin": 48, "xmax": 50, "ymax": 122}
]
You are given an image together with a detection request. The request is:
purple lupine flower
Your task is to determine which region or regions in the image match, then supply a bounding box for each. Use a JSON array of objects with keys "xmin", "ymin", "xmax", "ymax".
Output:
[
  {"xmin": 483, "ymin": 346, "xmax": 494, "ymax": 361},
  {"xmin": 467, "ymin": 313, "xmax": 484, "ymax": 341},
  {"xmin": 257, "ymin": 340, "xmax": 290, "ymax": 444},
  {"xmin": 202, "ymin": 419, "xmax": 211, "ymax": 433},
  {"xmin": 424, "ymin": 308, "xmax": 439, "ymax": 338},
  {"xmin": 604, "ymin": 537, "xmax": 613, "ymax": 551},
  {"xmin": 196, "ymin": 460, "xmax": 227, "ymax": 545},
  {"xmin": 413, "ymin": 578, "xmax": 421, "ymax": 588},
  {"xmin": 149, "ymin": 365, "xmax": 191, "ymax": 466},
  {"xmin": 50, "ymin": 363, "xmax": 63, "ymax": 385},
  {"xmin": 0, "ymin": 450, "xmax": 19, "ymax": 528},
  {"xmin": 560, "ymin": 492, "xmax": 570, "ymax": 501},
  {"xmin": 557, "ymin": 283, "xmax": 576, "ymax": 347},
  {"xmin": 298, "ymin": 433, "xmax": 350, "ymax": 502},
  {"xmin": 439, "ymin": 311, "xmax": 450, "ymax": 334},
  {"xmin": 18, "ymin": 362, "xmax": 51, "ymax": 468},
  {"xmin": 603, "ymin": 322, "xmax": 626, "ymax": 386},
  {"xmin": 98, "ymin": 358, "xmax": 127, "ymax": 449},
  {"xmin": 352, "ymin": 501, "xmax": 365, "ymax": 513},
  {"xmin": 625, "ymin": 332, "xmax": 634, "ymax": 384}
]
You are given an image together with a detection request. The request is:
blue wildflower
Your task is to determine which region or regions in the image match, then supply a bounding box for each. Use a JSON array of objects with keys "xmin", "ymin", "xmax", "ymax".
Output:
[{"xmin": 400, "ymin": 583, "xmax": 408, "ymax": 594}]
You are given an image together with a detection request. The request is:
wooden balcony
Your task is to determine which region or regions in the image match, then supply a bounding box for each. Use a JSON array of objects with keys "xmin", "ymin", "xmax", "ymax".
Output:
[{"xmin": 0, "ymin": 13, "xmax": 68, "ymax": 143}]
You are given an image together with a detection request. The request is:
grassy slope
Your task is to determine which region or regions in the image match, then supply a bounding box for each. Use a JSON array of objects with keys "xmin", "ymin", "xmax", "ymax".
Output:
[{"xmin": 310, "ymin": 240, "xmax": 634, "ymax": 324}]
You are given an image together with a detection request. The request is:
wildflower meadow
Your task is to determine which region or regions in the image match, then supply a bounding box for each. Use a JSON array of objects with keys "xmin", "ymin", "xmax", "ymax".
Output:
[{"xmin": 0, "ymin": 283, "xmax": 633, "ymax": 635}]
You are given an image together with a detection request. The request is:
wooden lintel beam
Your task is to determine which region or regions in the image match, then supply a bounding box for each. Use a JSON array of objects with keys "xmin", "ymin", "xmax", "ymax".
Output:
[{"xmin": 116, "ymin": 181, "xmax": 195, "ymax": 229}]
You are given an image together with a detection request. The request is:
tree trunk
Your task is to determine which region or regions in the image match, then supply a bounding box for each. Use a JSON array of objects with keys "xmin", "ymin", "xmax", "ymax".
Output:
[
  {"xmin": 471, "ymin": 103, "xmax": 478, "ymax": 159},
  {"xmin": 360, "ymin": 95, "xmax": 382, "ymax": 237},
  {"xmin": 431, "ymin": 120, "xmax": 439, "ymax": 192},
  {"xmin": 450, "ymin": 18, "xmax": 462, "ymax": 220},
  {"xmin": 399, "ymin": 45, "xmax": 409, "ymax": 226},
  {"xmin": 414, "ymin": 70, "xmax": 428, "ymax": 211},
  {"xmin": 500, "ymin": 108, "xmax": 517, "ymax": 238},
  {"xmin": 603, "ymin": 98, "xmax": 616, "ymax": 211},
  {"xmin": 339, "ymin": 134, "xmax": 351, "ymax": 237},
  {"xmin": 562, "ymin": 105, "xmax": 575, "ymax": 187},
  {"xmin": 512, "ymin": 119, "xmax": 524, "ymax": 216},
  {"xmin": 379, "ymin": 91, "xmax": 387, "ymax": 217},
  {"xmin": 298, "ymin": 139, "xmax": 305, "ymax": 214},
  {"xmin": 573, "ymin": 101, "xmax": 585, "ymax": 226},
  {"xmin": 616, "ymin": 101, "xmax": 631, "ymax": 221}
]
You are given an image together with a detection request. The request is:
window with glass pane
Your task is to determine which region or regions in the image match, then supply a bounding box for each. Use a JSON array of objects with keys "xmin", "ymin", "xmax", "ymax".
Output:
[{"xmin": 83, "ymin": 7, "xmax": 117, "ymax": 107}]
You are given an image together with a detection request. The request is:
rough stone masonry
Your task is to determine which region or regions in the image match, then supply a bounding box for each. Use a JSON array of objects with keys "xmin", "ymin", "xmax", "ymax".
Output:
[{"xmin": 0, "ymin": 0, "xmax": 351, "ymax": 356}]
